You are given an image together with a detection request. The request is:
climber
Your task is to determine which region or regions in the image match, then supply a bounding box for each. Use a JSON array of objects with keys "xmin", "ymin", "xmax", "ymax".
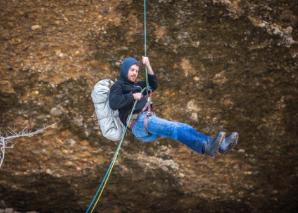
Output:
[{"xmin": 109, "ymin": 56, "xmax": 238, "ymax": 156}]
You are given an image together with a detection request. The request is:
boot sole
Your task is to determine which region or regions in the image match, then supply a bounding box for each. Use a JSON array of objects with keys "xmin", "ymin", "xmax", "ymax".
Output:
[{"xmin": 219, "ymin": 132, "xmax": 239, "ymax": 153}]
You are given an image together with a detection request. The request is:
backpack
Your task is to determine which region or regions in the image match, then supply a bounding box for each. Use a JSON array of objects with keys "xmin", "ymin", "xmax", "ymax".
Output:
[{"xmin": 91, "ymin": 79, "xmax": 124, "ymax": 141}]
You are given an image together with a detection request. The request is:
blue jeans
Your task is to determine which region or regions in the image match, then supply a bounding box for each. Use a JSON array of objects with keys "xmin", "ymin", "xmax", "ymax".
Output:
[{"xmin": 131, "ymin": 112, "xmax": 213, "ymax": 154}]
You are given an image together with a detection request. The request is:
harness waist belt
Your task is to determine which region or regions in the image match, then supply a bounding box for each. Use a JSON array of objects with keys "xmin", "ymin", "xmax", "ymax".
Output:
[{"xmin": 127, "ymin": 113, "xmax": 139, "ymax": 129}]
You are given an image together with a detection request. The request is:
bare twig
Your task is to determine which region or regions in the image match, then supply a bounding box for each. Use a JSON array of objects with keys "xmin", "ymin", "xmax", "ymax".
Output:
[
  {"xmin": 0, "ymin": 123, "xmax": 56, "ymax": 168},
  {"xmin": 0, "ymin": 137, "xmax": 5, "ymax": 169}
]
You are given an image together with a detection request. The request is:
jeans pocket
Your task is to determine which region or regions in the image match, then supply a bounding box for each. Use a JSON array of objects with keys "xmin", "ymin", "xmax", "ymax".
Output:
[
  {"xmin": 132, "ymin": 125, "xmax": 148, "ymax": 139},
  {"xmin": 132, "ymin": 122, "xmax": 158, "ymax": 142}
]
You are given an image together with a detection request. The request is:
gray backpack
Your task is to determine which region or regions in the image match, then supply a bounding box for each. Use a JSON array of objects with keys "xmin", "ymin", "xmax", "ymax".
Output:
[{"xmin": 91, "ymin": 79, "xmax": 124, "ymax": 141}]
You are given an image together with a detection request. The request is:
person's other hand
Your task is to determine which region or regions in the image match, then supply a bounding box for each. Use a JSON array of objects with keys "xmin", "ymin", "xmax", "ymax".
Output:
[{"xmin": 133, "ymin": 92, "xmax": 142, "ymax": 100}]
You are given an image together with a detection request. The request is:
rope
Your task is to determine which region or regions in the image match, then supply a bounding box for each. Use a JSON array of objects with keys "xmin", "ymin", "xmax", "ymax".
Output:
[
  {"xmin": 144, "ymin": 0, "xmax": 147, "ymax": 57},
  {"xmin": 144, "ymin": 0, "xmax": 149, "ymax": 91},
  {"xmin": 85, "ymin": 90, "xmax": 146, "ymax": 213},
  {"xmin": 86, "ymin": 1, "xmax": 149, "ymax": 212},
  {"xmin": 86, "ymin": 101, "xmax": 137, "ymax": 213}
]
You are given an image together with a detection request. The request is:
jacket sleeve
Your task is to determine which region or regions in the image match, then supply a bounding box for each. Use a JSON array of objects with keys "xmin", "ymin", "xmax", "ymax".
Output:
[
  {"xmin": 109, "ymin": 82, "xmax": 135, "ymax": 110},
  {"xmin": 138, "ymin": 74, "xmax": 158, "ymax": 91},
  {"xmin": 148, "ymin": 74, "xmax": 158, "ymax": 91}
]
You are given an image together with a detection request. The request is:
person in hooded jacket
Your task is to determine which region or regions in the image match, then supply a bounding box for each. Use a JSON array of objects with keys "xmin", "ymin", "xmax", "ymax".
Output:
[{"xmin": 109, "ymin": 56, "xmax": 238, "ymax": 156}]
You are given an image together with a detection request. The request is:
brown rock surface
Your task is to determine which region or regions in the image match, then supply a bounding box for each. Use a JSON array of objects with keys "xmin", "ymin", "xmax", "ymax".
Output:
[{"xmin": 0, "ymin": 0, "xmax": 297, "ymax": 212}]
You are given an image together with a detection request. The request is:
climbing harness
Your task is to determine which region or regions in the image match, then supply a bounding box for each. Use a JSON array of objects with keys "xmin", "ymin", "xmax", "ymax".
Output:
[
  {"xmin": 142, "ymin": 94, "xmax": 154, "ymax": 134},
  {"xmin": 85, "ymin": 0, "xmax": 151, "ymax": 212},
  {"xmin": 127, "ymin": 93, "xmax": 154, "ymax": 132}
]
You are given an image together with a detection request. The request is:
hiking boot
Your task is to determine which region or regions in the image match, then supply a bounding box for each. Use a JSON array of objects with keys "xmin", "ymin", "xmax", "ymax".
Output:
[
  {"xmin": 219, "ymin": 132, "xmax": 239, "ymax": 153},
  {"xmin": 204, "ymin": 131, "xmax": 225, "ymax": 156}
]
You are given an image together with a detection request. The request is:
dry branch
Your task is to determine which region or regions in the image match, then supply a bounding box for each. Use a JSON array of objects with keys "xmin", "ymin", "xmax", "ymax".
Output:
[{"xmin": 0, "ymin": 123, "xmax": 56, "ymax": 168}]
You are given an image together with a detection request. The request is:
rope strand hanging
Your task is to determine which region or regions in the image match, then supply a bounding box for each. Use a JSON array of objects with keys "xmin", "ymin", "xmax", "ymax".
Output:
[
  {"xmin": 144, "ymin": 0, "xmax": 149, "ymax": 91},
  {"xmin": 85, "ymin": 1, "xmax": 149, "ymax": 212}
]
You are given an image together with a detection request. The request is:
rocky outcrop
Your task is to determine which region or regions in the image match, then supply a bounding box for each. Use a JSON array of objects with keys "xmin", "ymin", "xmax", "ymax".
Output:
[{"xmin": 0, "ymin": 0, "xmax": 297, "ymax": 212}]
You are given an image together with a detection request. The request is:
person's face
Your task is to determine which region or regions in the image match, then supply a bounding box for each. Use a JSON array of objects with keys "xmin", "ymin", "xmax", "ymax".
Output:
[{"xmin": 127, "ymin": 64, "xmax": 139, "ymax": 82}]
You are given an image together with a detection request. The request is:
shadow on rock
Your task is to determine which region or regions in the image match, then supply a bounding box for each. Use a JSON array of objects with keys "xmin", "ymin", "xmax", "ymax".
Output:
[{"xmin": 0, "ymin": 172, "xmax": 84, "ymax": 213}]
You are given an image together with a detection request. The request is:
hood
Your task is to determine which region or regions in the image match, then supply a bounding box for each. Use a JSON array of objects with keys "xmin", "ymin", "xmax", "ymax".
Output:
[{"xmin": 120, "ymin": 57, "xmax": 140, "ymax": 82}]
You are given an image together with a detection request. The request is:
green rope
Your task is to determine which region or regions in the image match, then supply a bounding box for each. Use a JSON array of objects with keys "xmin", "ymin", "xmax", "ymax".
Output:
[
  {"xmin": 144, "ymin": 0, "xmax": 147, "ymax": 57},
  {"xmin": 144, "ymin": 0, "xmax": 149, "ymax": 91},
  {"xmin": 86, "ymin": 87, "xmax": 146, "ymax": 212},
  {"xmin": 86, "ymin": 1, "xmax": 149, "ymax": 212}
]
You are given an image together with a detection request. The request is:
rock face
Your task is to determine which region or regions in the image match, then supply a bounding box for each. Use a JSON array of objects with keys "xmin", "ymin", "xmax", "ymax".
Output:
[{"xmin": 0, "ymin": 0, "xmax": 297, "ymax": 212}]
